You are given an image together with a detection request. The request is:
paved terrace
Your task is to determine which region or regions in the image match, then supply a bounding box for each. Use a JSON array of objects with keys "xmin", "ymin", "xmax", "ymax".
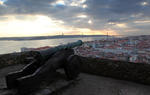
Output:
[{"xmin": 1, "ymin": 64, "xmax": 150, "ymax": 95}]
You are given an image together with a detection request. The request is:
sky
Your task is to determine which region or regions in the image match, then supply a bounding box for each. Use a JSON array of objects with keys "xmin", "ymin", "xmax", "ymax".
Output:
[{"xmin": 0, "ymin": 0, "xmax": 150, "ymax": 37}]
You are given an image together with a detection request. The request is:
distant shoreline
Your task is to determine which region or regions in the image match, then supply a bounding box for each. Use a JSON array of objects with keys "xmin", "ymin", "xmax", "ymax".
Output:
[
  {"xmin": 0, "ymin": 35, "xmax": 148, "ymax": 41},
  {"xmin": 0, "ymin": 35, "xmax": 108, "ymax": 41}
]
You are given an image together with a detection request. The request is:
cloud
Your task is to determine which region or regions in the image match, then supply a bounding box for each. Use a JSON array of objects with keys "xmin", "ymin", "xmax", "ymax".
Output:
[
  {"xmin": 0, "ymin": 0, "xmax": 57, "ymax": 15},
  {"xmin": 0, "ymin": 0, "xmax": 150, "ymax": 35},
  {"xmin": 0, "ymin": 16, "xmax": 8, "ymax": 20}
]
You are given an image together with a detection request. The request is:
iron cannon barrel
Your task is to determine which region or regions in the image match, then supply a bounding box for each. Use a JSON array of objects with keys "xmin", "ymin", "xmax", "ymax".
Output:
[{"xmin": 34, "ymin": 40, "xmax": 83, "ymax": 61}]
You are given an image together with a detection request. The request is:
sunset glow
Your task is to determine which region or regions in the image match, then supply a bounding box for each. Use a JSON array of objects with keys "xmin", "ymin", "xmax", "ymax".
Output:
[
  {"xmin": 0, "ymin": 0, "xmax": 150, "ymax": 37},
  {"xmin": 0, "ymin": 15, "xmax": 68, "ymax": 37},
  {"xmin": 0, "ymin": 1, "xmax": 3, "ymax": 5},
  {"xmin": 0, "ymin": 15, "xmax": 112, "ymax": 37}
]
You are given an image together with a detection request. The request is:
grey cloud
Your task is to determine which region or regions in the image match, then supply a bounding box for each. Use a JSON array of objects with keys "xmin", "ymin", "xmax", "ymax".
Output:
[
  {"xmin": 1, "ymin": 0, "xmax": 56, "ymax": 15},
  {"xmin": 109, "ymin": 0, "xmax": 144, "ymax": 14},
  {"xmin": 0, "ymin": 0, "xmax": 150, "ymax": 35},
  {"xmin": 0, "ymin": 0, "xmax": 84, "ymax": 24},
  {"xmin": 83, "ymin": 0, "xmax": 150, "ymax": 35}
]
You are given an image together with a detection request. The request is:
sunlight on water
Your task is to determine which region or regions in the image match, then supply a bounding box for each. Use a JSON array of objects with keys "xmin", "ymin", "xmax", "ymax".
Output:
[{"xmin": 0, "ymin": 37, "xmax": 107, "ymax": 54}]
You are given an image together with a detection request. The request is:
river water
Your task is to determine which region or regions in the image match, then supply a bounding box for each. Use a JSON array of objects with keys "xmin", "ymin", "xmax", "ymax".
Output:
[{"xmin": 0, "ymin": 36, "xmax": 109, "ymax": 54}]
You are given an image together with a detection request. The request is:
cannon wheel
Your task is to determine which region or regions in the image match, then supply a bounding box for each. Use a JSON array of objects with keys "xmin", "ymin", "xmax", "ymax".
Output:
[{"xmin": 64, "ymin": 55, "xmax": 80, "ymax": 80}]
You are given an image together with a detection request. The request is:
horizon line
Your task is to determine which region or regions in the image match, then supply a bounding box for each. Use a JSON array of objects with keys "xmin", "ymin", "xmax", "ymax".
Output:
[{"xmin": 0, "ymin": 34, "xmax": 149, "ymax": 38}]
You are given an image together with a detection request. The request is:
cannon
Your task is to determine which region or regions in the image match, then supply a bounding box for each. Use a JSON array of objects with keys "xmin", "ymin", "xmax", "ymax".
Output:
[{"xmin": 5, "ymin": 40, "xmax": 83, "ymax": 94}]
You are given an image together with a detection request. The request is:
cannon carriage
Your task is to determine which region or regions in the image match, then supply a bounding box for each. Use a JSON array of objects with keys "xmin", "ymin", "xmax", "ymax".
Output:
[{"xmin": 5, "ymin": 40, "xmax": 83, "ymax": 94}]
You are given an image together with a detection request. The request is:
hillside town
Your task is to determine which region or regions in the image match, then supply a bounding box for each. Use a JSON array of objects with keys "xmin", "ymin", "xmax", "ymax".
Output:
[
  {"xmin": 21, "ymin": 35, "xmax": 150, "ymax": 64},
  {"xmin": 74, "ymin": 35, "xmax": 150, "ymax": 64}
]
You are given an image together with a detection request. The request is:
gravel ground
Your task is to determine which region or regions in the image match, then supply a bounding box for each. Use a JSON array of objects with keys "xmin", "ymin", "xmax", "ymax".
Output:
[{"xmin": 1, "ymin": 65, "xmax": 150, "ymax": 95}]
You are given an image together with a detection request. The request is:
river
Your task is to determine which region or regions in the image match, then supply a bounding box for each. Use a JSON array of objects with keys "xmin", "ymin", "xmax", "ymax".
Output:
[{"xmin": 0, "ymin": 36, "xmax": 109, "ymax": 54}]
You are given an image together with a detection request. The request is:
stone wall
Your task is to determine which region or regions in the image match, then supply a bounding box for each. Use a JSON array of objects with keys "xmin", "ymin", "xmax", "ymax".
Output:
[
  {"xmin": 78, "ymin": 56, "xmax": 150, "ymax": 85},
  {"xmin": 0, "ymin": 52, "xmax": 34, "ymax": 68},
  {"xmin": 1, "ymin": 52, "xmax": 150, "ymax": 85}
]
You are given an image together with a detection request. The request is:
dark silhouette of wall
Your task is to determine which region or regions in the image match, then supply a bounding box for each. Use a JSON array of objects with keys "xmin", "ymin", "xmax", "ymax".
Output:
[{"xmin": 77, "ymin": 56, "xmax": 150, "ymax": 85}]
